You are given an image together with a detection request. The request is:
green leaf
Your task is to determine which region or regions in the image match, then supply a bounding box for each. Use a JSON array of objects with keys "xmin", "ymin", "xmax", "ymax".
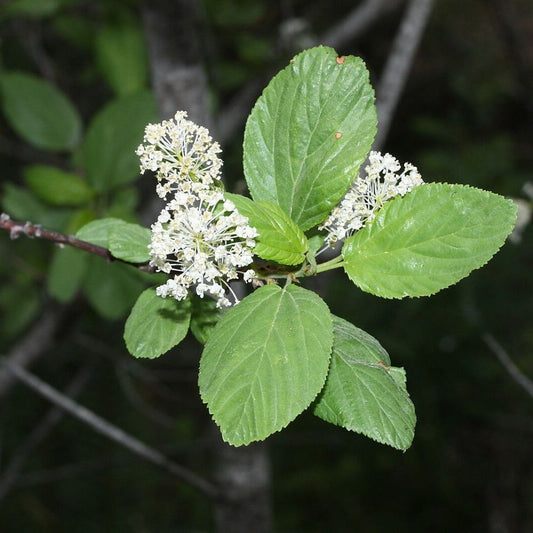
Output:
[
  {"xmin": 226, "ymin": 193, "xmax": 308, "ymax": 265},
  {"xmin": 106, "ymin": 187, "xmax": 140, "ymax": 221},
  {"xmin": 65, "ymin": 209, "xmax": 97, "ymax": 234},
  {"xmin": 23, "ymin": 165, "xmax": 94, "ymax": 206},
  {"xmin": 108, "ymin": 222, "xmax": 151, "ymax": 263},
  {"xmin": 95, "ymin": 22, "xmax": 148, "ymax": 96},
  {"xmin": 2, "ymin": 183, "xmax": 72, "ymax": 230},
  {"xmin": 124, "ymin": 288, "xmax": 191, "ymax": 359},
  {"xmin": 0, "ymin": 72, "xmax": 82, "ymax": 151},
  {"xmin": 76, "ymin": 218, "xmax": 128, "ymax": 247},
  {"xmin": 82, "ymin": 257, "xmax": 145, "ymax": 320},
  {"xmin": 314, "ymin": 316, "xmax": 415, "ymax": 451},
  {"xmin": 243, "ymin": 46, "xmax": 376, "ymax": 230},
  {"xmin": 307, "ymin": 234, "xmax": 325, "ymax": 257},
  {"xmin": 199, "ymin": 284, "xmax": 333, "ymax": 446},
  {"xmin": 190, "ymin": 295, "xmax": 224, "ymax": 345},
  {"xmin": 81, "ymin": 92, "xmax": 157, "ymax": 192},
  {"xmin": 47, "ymin": 246, "xmax": 88, "ymax": 303},
  {"xmin": 1, "ymin": 0, "xmax": 61, "ymax": 19},
  {"xmin": 342, "ymin": 183, "xmax": 517, "ymax": 298}
]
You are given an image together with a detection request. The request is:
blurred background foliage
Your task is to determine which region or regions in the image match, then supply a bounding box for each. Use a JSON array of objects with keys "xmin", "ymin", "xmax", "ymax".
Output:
[{"xmin": 0, "ymin": 0, "xmax": 532, "ymax": 531}]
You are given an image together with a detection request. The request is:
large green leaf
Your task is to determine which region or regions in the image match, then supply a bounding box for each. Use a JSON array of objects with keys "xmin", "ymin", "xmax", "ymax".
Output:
[
  {"xmin": 0, "ymin": 72, "xmax": 82, "ymax": 151},
  {"xmin": 124, "ymin": 288, "xmax": 191, "ymax": 359},
  {"xmin": 314, "ymin": 316, "xmax": 415, "ymax": 451},
  {"xmin": 81, "ymin": 92, "xmax": 157, "ymax": 192},
  {"xmin": 108, "ymin": 222, "xmax": 151, "ymax": 263},
  {"xmin": 23, "ymin": 165, "xmax": 94, "ymax": 206},
  {"xmin": 243, "ymin": 46, "xmax": 376, "ymax": 230},
  {"xmin": 226, "ymin": 193, "xmax": 308, "ymax": 265},
  {"xmin": 199, "ymin": 284, "xmax": 333, "ymax": 446},
  {"xmin": 342, "ymin": 183, "xmax": 517, "ymax": 298},
  {"xmin": 95, "ymin": 22, "xmax": 148, "ymax": 96}
]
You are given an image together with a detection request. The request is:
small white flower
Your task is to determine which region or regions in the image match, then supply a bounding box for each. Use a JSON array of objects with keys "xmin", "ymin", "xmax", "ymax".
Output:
[{"xmin": 320, "ymin": 151, "xmax": 424, "ymax": 246}]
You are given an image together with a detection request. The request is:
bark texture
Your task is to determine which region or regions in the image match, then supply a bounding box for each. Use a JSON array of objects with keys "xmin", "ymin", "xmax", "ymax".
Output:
[
  {"xmin": 213, "ymin": 440, "xmax": 272, "ymax": 533},
  {"xmin": 141, "ymin": 2, "xmax": 273, "ymax": 530}
]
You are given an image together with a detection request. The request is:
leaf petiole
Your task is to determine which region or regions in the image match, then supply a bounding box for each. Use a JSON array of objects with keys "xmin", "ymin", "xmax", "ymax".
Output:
[{"xmin": 314, "ymin": 255, "xmax": 346, "ymax": 274}]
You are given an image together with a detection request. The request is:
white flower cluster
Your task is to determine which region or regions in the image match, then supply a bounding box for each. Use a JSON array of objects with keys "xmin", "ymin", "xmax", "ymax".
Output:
[
  {"xmin": 320, "ymin": 151, "xmax": 424, "ymax": 246},
  {"xmin": 136, "ymin": 110, "xmax": 223, "ymax": 199},
  {"xmin": 138, "ymin": 111, "xmax": 258, "ymax": 308}
]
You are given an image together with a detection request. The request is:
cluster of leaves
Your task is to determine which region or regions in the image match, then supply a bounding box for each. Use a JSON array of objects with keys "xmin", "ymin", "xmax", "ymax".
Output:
[
  {"xmin": 82, "ymin": 47, "xmax": 515, "ymax": 450},
  {"xmin": 0, "ymin": 1, "xmax": 156, "ymax": 321}
]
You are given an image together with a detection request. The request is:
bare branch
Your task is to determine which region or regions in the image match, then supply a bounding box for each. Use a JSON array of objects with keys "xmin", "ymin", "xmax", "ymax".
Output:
[
  {"xmin": 216, "ymin": 0, "xmax": 402, "ymax": 145},
  {"xmin": 0, "ymin": 214, "xmax": 155, "ymax": 273},
  {"xmin": 0, "ymin": 362, "xmax": 94, "ymax": 503},
  {"xmin": 0, "ymin": 307, "xmax": 63, "ymax": 398},
  {"xmin": 0, "ymin": 358, "xmax": 221, "ymax": 500},
  {"xmin": 490, "ymin": 0, "xmax": 533, "ymax": 116},
  {"xmin": 373, "ymin": 0, "xmax": 435, "ymax": 151},
  {"xmin": 321, "ymin": 0, "xmax": 401, "ymax": 49},
  {"xmin": 482, "ymin": 333, "xmax": 533, "ymax": 400},
  {"xmin": 114, "ymin": 361, "xmax": 177, "ymax": 428},
  {"xmin": 14, "ymin": 21, "xmax": 57, "ymax": 83},
  {"xmin": 141, "ymin": 0, "xmax": 211, "ymax": 126}
]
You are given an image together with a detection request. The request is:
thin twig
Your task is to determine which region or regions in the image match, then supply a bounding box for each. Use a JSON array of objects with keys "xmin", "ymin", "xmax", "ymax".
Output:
[
  {"xmin": 373, "ymin": 0, "xmax": 435, "ymax": 151},
  {"xmin": 0, "ymin": 362, "xmax": 95, "ymax": 504},
  {"xmin": 0, "ymin": 307, "xmax": 64, "ymax": 398},
  {"xmin": 14, "ymin": 457, "xmax": 134, "ymax": 488},
  {"xmin": 0, "ymin": 358, "xmax": 221, "ymax": 500},
  {"xmin": 482, "ymin": 333, "xmax": 533, "ymax": 400},
  {"xmin": 0, "ymin": 214, "xmax": 155, "ymax": 273},
  {"xmin": 15, "ymin": 21, "xmax": 57, "ymax": 83},
  {"xmin": 114, "ymin": 362, "xmax": 177, "ymax": 428}
]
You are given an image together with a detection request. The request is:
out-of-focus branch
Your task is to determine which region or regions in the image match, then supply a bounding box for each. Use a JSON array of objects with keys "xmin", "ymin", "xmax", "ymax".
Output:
[
  {"xmin": 373, "ymin": 0, "xmax": 435, "ymax": 151},
  {"xmin": 0, "ymin": 307, "xmax": 63, "ymax": 399},
  {"xmin": 0, "ymin": 134, "xmax": 67, "ymax": 168},
  {"xmin": 14, "ymin": 20, "xmax": 57, "ymax": 83},
  {"xmin": 482, "ymin": 333, "xmax": 533, "ymax": 400},
  {"xmin": 140, "ymin": 0, "xmax": 212, "ymax": 223},
  {"xmin": 216, "ymin": 0, "xmax": 402, "ymax": 146},
  {"xmin": 114, "ymin": 362, "xmax": 177, "ymax": 428},
  {"xmin": 321, "ymin": 0, "xmax": 401, "ymax": 49},
  {"xmin": 490, "ymin": 0, "xmax": 533, "ymax": 116},
  {"xmin": 0, "ymin": 214, "xmax": 155, "ymax": 272},
  {"xmin": 141, "ymin": 0, "xmax": 211, "ymax": 126},
  {"xmin": 0, "ymin": 361, "xmax": 94, "ymax": 503},
  {"xmin": 0, "ymin": 359, "xmax": 222, "ymax": 500}
]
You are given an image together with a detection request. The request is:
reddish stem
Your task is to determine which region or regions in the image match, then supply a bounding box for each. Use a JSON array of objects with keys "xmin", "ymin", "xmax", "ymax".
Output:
[{"xmin": 0, "ymin": 213, "xmax": 155, "ymax": 272}]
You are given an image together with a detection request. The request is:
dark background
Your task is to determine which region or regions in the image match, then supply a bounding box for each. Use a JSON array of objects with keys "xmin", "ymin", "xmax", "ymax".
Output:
[{"xmin": 0, "ymin": 0, "xmax": 531, "ymax": 531}]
